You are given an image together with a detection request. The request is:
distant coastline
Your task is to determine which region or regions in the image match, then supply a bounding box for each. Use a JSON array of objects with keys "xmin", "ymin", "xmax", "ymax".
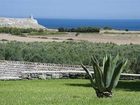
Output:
[
  {"xmin": 37, "ymin": 18, "xmax": 140, "ymax": 31},
  {"xmin": 1, "ymin": 17, "xmax": 140, "ymax": 31},
  {"xmin": 0, "ymin": 17, "xmax": 45, "ymax": 29}
]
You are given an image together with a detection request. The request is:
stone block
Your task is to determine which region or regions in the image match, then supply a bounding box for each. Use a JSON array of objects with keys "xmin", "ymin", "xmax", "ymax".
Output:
[
  {"xmin": 51, "ymin": 73, "xmax": 60, "ymax": 79},
  {"xmin": 38, "ymin": 74, "xmax": 47, "ymax": 80}
]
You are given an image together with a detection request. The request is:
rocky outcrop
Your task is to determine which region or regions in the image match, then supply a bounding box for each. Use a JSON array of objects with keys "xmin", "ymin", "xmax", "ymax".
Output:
[{"xmin": 0, "ymin": 17, "xmax": 46, "ymax": 29}]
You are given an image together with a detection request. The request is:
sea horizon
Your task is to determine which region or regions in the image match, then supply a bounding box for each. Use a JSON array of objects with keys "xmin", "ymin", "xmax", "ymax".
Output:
[{"xmin": 37, "ymin": 18, "xmax": 140, "ymax": 31}]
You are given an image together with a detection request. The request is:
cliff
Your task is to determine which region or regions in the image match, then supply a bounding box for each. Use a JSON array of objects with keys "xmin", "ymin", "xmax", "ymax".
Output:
[{"xmin": 0, "ymin": 17, "xmax": 46, "ymax": 29}]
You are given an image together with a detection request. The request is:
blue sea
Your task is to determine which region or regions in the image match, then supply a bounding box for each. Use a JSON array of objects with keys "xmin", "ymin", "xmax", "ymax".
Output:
[{"xmin": 37, "ymin": 19, "xmax": 140, "ymax": 31}]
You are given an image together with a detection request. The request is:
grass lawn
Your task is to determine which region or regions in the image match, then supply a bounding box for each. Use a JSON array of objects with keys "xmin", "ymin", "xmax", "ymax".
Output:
[{"xmin": 0, "ymin": 79, "xmax": 140, "ymax": 105}]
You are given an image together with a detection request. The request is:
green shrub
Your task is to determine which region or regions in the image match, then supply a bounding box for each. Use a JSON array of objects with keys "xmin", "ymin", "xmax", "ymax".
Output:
[
  {"xmin": 103, "ymin": 27, "xmax": 112, "ymax": 30},
  {"xmin": 125, "ymin": 29, "xmax": 129, "ymax": 31},
  {"xmin": 0, "ymin": 27, "xmax": 44, "ymax": 35},
  {"xmin": 0, "ymin": 41, "xmax": 139, "ymax": 73},
  {"xmin": 58, "ymin": 27, "xmax": 100, "ymax": 33}
]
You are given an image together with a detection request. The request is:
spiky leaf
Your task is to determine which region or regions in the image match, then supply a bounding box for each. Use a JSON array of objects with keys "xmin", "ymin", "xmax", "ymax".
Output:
[
  {"xmin": 91, "ymin": 57, "xmax": 104, "ymax": 92},
  {"xmin": 110, "ymin": 54, "xmax": 120, "ymax": 79},
  {"xmin": 104, "ymin": 55, "xmax": 120, "ymax": 88},
  {"xmin": 103, "ymin": 55, "xmax": 111, "ymax": 88},
  {"xmin": 108, "ymin": 60, "xmax": 128, "ymax": 90},
  {"xmin": 81, "ymin": 64, "xmax": 97, "ymax": 90}
]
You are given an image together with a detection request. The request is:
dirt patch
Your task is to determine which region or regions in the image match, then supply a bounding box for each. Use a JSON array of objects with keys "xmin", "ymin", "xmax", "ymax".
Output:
[{"xmin": 0, "ymin": 33, "xmax": 140, "ymax": 44}]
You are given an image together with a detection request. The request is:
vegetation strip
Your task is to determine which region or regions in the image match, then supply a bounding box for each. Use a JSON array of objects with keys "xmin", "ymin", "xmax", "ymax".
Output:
[{"xmin": 0, "ymin": 41, "xmax": 139, "ymax": 73}]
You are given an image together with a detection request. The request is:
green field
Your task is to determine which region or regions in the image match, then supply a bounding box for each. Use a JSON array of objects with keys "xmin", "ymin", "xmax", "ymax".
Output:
[{"xmin": 0, "ymin": 79, "xmax": 140, "ymax": 105}]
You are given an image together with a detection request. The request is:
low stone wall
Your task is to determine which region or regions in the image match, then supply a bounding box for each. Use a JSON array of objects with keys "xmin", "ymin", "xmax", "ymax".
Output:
[
  {"xmin": 100, "ymin": 29, "xmax": 140, "ymax": 34},
  {"xmin": 0, "ymin": 60, "xmax": 89, "ymax": 80},
  {"xmin": 0, "ymin": 60, "xmax": 139, "ymax": 80}
]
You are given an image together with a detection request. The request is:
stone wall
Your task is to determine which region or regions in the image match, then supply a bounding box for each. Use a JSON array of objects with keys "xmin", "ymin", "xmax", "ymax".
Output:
[
  {"xmin": 100, "ymin": 29, "xmax": 140, "ymax": 34},
  {"xmin": 0, "ymin": 60, "xmax": 139, "ymax": 80},
  {"xmin": 0, "ymin": 60, "xmax": 90, "ymax": 80}
]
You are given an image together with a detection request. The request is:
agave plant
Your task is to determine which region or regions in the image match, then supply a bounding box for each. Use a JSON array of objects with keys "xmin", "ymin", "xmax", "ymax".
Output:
[{"xmin": 81, "ymin": 55, "xmax": 128, "ymax": 98}]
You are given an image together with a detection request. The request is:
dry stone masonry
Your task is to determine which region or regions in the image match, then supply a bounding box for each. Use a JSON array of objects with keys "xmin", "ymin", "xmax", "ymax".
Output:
[
  {"xmin": 0, "ymin": 60, "xmax": 139, "ymax": 80},
  {"xmin": 0, "ymin": 60, "xmax": 90, "ymax": 80}
]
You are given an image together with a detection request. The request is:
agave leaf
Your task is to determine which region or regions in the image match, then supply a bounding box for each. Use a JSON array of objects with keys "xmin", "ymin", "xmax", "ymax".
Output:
[
  {"xmin": 92, "ymin": 55, "xmax": 99, "ymax": 65},
  {"xmin": 110, "ymin": 54, "xmax": 119, "ymax": 77},
  {"xmin": 102, "ymin": 55, "xmax": 108, "ymax": 70},
  {"xmin": 105, "ymin": 55, "xmax": 119, "ymax": 88},
  {"xmin": 81, "ymin": 64, "xmax": 97, "ymax": 90},
  {"xmin": 108, "ymin": 60, "xmax": 128, "ymax": 91},
  {"xmin": 103, "ymin": 55, "xmax": 111, "ymax": 88},
  {"xmin": 91, "ymin": 57, "xmax": 104, "ymax": 92}
]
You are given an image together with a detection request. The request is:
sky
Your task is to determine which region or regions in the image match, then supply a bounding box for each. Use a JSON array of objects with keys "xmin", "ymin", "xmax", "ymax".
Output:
[{"xmin": 0, "ymin": 0, "xmax": 140, "ymax": 19}]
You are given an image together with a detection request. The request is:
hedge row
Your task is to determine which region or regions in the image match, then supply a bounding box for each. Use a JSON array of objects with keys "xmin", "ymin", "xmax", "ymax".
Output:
[
  {"xmin": 0, "ymin": 27, "xmax": 44, "ymax": 35},
  {"xmin": 0, "ymin": 41, "xmax": 139, "ymax": 73},
  {"xmin": 58, "ymin": 27, "xmax": 100, "ymax": 33}
]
